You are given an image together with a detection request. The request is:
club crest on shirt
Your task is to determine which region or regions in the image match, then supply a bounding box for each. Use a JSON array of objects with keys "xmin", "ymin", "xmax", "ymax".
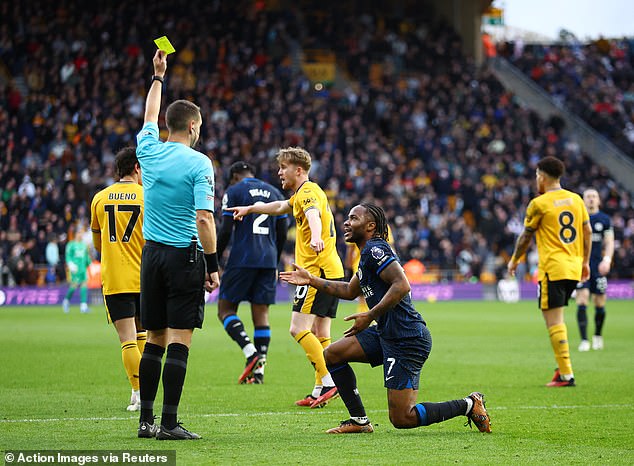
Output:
[
  {"xmin": 371, "ymin": 246, "xmax": 385, "ymax": 260},
  {"xmin": 594, "ymin": 222, "xmax": 603, "ymax": 231},
  {"xmin": 357, "ymin": 268, "xmax": 363, "ymax": 280}
]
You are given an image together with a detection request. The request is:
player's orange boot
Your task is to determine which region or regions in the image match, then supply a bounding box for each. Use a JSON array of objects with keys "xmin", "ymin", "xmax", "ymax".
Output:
[
  {"xmin": 310, "ymin": 386, "xmax": 339, "ymax": 408},
  {"xmin": 295, "ymin": 395, "xmax": 318, "ymax": 407},
  {"xmin": 326, "ymin": 419, "xmax": 374, "ymax": 434},
  {"xmin": 238, "ymin": 353, "xmax": 265, "ymax": 384},
  {"xmin": 465, "ymin": 392, "xmax": 491, "ymax": 433},
  {"xmin": 546, "ymin": 368, "xmax": 575, "ymax": 387}
]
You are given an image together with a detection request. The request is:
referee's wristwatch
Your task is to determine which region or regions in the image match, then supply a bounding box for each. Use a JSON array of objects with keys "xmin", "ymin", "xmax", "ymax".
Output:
[{"xmin": 151, "ymin": 75, "xmax": 164, "ymax": 85}]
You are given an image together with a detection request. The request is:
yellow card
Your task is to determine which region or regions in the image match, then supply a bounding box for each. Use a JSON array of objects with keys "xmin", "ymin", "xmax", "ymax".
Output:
[{"xmin": 153, "ymin": 36, "xmax": 176, "ymax": 55}]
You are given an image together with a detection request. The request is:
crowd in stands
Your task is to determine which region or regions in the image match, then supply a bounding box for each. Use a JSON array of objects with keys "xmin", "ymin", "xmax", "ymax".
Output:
[
  {"xmin": 1, "ymin": 0, "xmax": 633, "ymax": 288},
  {"xmin": 505, "ymin": 37, "xmax": 634, "ymax": 158}
]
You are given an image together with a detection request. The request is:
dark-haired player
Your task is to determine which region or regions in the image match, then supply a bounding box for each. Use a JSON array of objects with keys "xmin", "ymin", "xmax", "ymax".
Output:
[
  {"xmin": 90, "ymin": 147, "xmax": 146, "ymax": 412},
  {"xmin": 281, "ymin": 204, "xmax": 491, "ymax": 434},
  {"xmin": 575, "ymin": 189, "xmax": 614, "ymax": 351},
  {"xmin": 508, "ymin": 156, "xmax": 591, "ymax": 387},
  {"xmin": 217, "ymin": 161, "xmax": 288, "ymax": 384}
]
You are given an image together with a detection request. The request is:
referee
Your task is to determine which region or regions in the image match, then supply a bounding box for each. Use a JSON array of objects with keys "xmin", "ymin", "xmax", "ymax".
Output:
[{"xmin": 135, "ymin": 49, "xmax": 219, "ymax": 440}]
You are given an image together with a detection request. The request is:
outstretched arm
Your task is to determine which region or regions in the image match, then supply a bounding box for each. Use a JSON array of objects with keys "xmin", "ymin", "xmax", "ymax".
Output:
[
  {"xmin": 144, "ymin": 50, "xmax": 167, "ymax": 125},
  {"xmin": 279, "ymin": 263, "xmax": 361, "ymax": 300},
  {"xmin": 228, "ymin": 200, "xmax": 292, "ymax": 220}
]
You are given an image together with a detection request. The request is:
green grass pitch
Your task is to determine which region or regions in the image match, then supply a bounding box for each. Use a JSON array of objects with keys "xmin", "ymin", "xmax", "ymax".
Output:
[{"xmin": 2, "ymin": 299, "xmax": 633, "ymax": 464}]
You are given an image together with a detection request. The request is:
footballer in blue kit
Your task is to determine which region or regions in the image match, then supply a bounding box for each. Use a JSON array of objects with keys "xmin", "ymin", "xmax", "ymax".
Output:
[
  {"xmin": 280, "ymin": 203, "xmax": 491, "ymax": 434},
  {"xmin": 217, "ymin": 161, "xmax": 288, "ymax": 384},
  {"xmin": 575, "ymin": 189, "xmax": 614, "ymax": 351}
]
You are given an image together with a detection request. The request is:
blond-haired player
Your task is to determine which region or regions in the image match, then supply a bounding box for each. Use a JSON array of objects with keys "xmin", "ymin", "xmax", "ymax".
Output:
[
  {"xmin": 229, "ymin": 147, "xmax": 344, "ymax": 408},
  {"xmin": 91, "ymin": 147, "xmax": 146, "ymax": 411}
]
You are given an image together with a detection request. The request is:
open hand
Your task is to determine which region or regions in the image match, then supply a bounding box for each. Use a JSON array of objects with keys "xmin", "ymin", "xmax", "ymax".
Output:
[
  {"xmin": 279, "ymin": 263, "xmax": 311, "ymax": 285},
  {"xmin": 343, "ymin": 311, "xmax": 373, "ymax": 337}
]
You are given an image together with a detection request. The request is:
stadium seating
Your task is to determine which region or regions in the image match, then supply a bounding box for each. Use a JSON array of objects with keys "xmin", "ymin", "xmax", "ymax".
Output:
[{"xmin": 1, "ymin": 1, "xmax": 633, "ymax": 285}]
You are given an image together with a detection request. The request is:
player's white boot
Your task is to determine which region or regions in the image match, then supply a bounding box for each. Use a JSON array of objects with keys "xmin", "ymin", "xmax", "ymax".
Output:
[
  {"xmin": 80, "ymin": 303, "xmax": 90, "ymax": 314},
  {"xmin": 578, "ymin": 340, "xmax": 590, "ymax": 352},
  {"xmin": 62, "ymin": 299, "xmax": 70, "ymax": 314},
  {"xmin": 127, "ymin": 389, "xmax": 141, "ymax": 411},
  {"xmin": 592, "ymin": 335, "xmax": 604, "ymax": 350}
]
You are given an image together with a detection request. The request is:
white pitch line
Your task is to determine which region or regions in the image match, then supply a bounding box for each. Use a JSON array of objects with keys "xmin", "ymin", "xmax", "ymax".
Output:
[{"xmin": 1, "ymin": 404, "xmax": 632, "ymax": 424}]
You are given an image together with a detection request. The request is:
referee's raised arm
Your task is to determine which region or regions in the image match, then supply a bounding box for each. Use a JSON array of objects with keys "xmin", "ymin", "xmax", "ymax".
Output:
[{"xmin": 144, "ymin": 50, "xmax": 166, "ymax": 124}]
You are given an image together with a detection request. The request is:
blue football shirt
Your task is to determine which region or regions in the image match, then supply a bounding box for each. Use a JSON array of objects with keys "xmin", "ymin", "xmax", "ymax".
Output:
[
  {"xmin": 589, "ymin": 211, "xmax": 612, "ymax": 269},
  {"xmin": 358, "ymin": 238, "xmax": 425, "ymax": 340},
  {"xmin": 136, "ymin": 122, "xmax": 214, "ymax": 247},
  {"xmin": 221, "ymin": 177, "xmax": 287, "ymax": 269}
]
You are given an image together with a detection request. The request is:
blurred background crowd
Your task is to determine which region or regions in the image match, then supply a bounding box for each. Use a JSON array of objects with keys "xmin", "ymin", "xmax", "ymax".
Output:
[{"xmin": 1, "ymin": 0, "xmax": 633, "ymax": 287}]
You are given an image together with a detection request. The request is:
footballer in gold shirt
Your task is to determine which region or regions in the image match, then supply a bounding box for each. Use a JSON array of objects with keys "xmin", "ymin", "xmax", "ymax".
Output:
[
  {"xmin": 90, "ymin": 147, "xmax": 146, "ymax": 412},
  {"xmin": 508, "ymin": 156, "xmax": 591, "ymax": 388}
]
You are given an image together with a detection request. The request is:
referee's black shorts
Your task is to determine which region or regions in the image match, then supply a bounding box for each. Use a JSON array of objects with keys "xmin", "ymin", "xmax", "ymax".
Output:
[{"xmin": 140, "ymin": 240, "xmax": 206, "ymax": 330}]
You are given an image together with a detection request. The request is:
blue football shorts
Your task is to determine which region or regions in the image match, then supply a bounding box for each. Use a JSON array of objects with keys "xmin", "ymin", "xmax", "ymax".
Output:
[
  {"xmin": 219, "ymin": 267, "xmax": 277, "ymax": 305},
  {"xmin": 356, "ymin": 324, "xmax": 432, "ymax": 391}
]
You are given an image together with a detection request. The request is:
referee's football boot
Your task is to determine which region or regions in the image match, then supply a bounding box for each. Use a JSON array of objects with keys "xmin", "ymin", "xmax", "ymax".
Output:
[
  {"xmin": 138, "ymin": 419, "xmax": 159, "ymax": 438},
  {"xmin": 326, "ymin": 419, "xmax": 374, "ymax": 434},
  {"xmin": 238, "ymin": 353, "xmax": 266, "ymax": 384},
  {"xmin": 546, "ymin": 368, "xmax": 576, "ymax": 387},
  {"xmin": 310, "ymin": 386, "xmax": 339, "ymax": 409},
  {"xmin": 465, "ymin": 392, "xmax": 492, "ymax": 433},
  {"xmin": 156, "ymin": 422, "xmax": 201, "ymax": 440}
]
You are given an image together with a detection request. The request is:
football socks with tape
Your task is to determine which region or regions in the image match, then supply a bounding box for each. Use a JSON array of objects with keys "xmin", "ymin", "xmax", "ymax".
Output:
[
  {"xmin": 327, "ymin": 363, "xmax": 366, "ymax": 418},
  {"xmin": 548, "ymin": 323, "xmax": 573, "ymax": 377},
  {"xmin": 254, "ymin": 326, "xmax": 271, "ymax": 356},
  {"xmin": 136, "ymin": 331, "xmax": 147, "ymax": 355},
  {"xmin": 415, "ymin": 400, "xmax": 468, "ymax": 426},
  {"xmin": 121, "ymin": 340, "xmax": 141, "ymax": 391},
  {"xmin": 295, "ymin": 330, "xmax": 329, "ymax": 386}
]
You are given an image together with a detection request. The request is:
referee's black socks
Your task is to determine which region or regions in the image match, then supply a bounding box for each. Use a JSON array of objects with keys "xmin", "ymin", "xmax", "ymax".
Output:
[
  {"xmin": 139, "ymin": 343, "xmax": 165, "ymax": 423},
  {"xmin": 161, "ymin": 343, "xmax": 189, "ymax": 429}
]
